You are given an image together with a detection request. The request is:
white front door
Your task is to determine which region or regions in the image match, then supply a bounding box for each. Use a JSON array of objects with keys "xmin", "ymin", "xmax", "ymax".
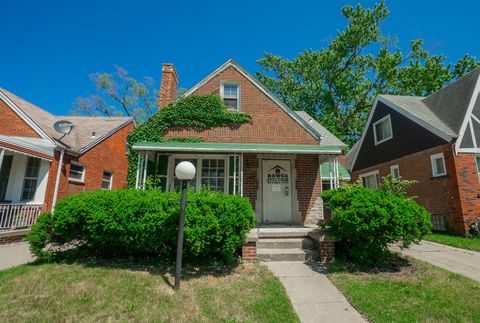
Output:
[{"xmin": 262, "ymin": 159, "xmax": 292, "ymax": 224}]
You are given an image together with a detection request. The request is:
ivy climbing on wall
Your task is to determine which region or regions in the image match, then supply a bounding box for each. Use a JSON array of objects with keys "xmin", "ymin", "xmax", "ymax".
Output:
[{"xmin": 126, "ymin": 94, "xmax": 252, "ymax": 187}]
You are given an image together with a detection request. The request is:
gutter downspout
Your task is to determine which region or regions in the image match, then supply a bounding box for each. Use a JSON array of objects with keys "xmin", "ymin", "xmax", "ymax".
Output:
[{"xmin": 51, "ymin": 149, "xmax": 65, "ymax": 212}]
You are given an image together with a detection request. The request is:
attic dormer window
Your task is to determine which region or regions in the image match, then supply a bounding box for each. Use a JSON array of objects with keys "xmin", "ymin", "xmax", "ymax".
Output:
[
  {"xmin": 373, "ymin": 115, "xmax": 393, "ymax": 145},
  {"xmin": 221, "ymin": 82, "xmax": 240, "ymax": 111}
]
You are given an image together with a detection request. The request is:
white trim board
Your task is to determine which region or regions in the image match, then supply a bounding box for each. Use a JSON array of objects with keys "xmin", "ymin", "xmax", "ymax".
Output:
[{"xmin": 456, "ymin": 78, "xmax": 480, "ymax": 153}]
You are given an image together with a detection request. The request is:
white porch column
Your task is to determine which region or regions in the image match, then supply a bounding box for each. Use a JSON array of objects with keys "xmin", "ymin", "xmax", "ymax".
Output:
[
  {"xmin": 240, "ymin": 153, "xmax": 244, "ymax": 197},
  {"xmin": 328, "ymin": 156, "xmax": 333, "ymax": 189},
  {"xmin": 135, "ymin": 152, "xmax": 145, "ymax": 189},
  {"xmin": 142, "ymin": 151, "xmax": 148, "ymax": 190},
  {"xmin": 233, "ymin": 154, "xmax": 237, "ymax": 195},
  {"xmin": 333, "ymin": 155, "xmax": 340, "ymax": 189}
]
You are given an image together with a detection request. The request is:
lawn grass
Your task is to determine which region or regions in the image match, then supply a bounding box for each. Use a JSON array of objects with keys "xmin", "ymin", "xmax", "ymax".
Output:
[
  {"xmin": 424, "ymin": 233, "xmax": 480, "ymax": 252},
  {"xmin": 327, "ymin": 257, "xmax": 480, "ymax": 323},
  {"xmin": 0, "ymin": 260, "xmax": 298, "ymax": 322}
]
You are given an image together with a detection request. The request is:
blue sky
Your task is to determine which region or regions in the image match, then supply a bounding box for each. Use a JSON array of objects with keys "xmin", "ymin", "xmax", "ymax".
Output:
[{"xmin": 1, "ymin": 0, "xmax": 479, "ymax": 115}]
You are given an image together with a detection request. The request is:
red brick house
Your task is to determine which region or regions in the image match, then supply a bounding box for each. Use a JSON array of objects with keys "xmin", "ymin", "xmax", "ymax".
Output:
[
  {"xmin": 132, "ymin": 60, "xmax": 346, "ymax": 228},
  {"xmin": 0, "ymin": 88, "xmax": 134, "ymax": 242},
  {"xmin": 346, "ymin": 68, "xmax": 480, "ymax": 235}
]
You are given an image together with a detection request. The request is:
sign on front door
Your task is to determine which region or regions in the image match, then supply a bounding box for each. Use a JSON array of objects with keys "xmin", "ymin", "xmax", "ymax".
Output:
[{"xmin": 262, "ymin": 160, "xmax": 292, "ymax": 223}]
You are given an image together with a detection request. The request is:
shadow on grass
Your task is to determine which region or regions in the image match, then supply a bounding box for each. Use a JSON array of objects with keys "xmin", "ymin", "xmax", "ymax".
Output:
[
  {"xmin": 327, "ymin": 252, "xmax": 415, "ymax": 275},
  {"xmin": 28, "ymin": 247, "xmax": 240, "ymax": 288}
]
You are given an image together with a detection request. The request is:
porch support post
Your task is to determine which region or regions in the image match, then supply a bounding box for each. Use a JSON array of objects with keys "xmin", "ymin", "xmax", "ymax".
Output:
[
  {"xmin": 328, "ymin": 156, "xmax": 333, "ymax": 189},
  {"xmin": 240, "ymin": 153, "xmax": 244, "ymax": 196},
  {"xmin": 135, "ymin": 152, "xmax": 143, "ymax": 189},
  {"xmin": 142, "ymin": 151, "xmax": 148, "ymax": 190},
  {"xmin": 333, "ymin": 155, "xmax": 340, "ymax": 189},
  {"xmin": 0, "ymin": 149, "xmax": 4, "ymax": 173},
  {"xmin": 233, "ymin": 154, "xmax": 237, "ymax": 195}
]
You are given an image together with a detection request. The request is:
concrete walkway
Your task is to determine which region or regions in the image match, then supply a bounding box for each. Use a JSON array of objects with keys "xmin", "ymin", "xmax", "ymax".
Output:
[
  {"xmin": 0, "ymin": 242, "xmax": 35, "ymax": 271},
  {"xmin": 265, "ymin": 261, "xmax": 365, "ymax": 323},
  {"xmin": 393, "ymin": 241, "xmax": 480, "ymax": 283}
]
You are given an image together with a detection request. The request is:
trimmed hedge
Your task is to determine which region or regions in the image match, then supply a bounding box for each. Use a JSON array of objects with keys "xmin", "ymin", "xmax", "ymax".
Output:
[
  {"xmin": 322, "ymin": 184, "xmax": 431, "ymax": 265},
  {"xmin": 26, "ymin": 189, "xmax": 257, "ymax": 262}
]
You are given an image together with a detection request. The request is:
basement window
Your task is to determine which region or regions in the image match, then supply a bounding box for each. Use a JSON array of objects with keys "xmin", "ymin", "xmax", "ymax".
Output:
[
  {"xmin": 221, "ymin": 82, "xmax": 240, "ymax": 111},
  {"xmin": 373, "ymin": 115, "xmax": 393, "ymax": 145},
  {"xmin": 430, "ymin": 153, "xmax": 446, "ymax": 177}
]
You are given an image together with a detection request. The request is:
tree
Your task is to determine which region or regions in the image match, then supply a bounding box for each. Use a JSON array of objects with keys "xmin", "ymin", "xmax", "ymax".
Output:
[
  {"xmin": 256, "ymin": 1, "xmax": 479, "ymax": 147},
  {"xmin": 73, "ymin": 65, "xmax": 159, "ymax": 124}
]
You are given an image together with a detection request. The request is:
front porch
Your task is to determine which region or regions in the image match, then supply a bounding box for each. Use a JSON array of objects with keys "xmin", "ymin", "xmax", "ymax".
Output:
[
  {"xmin": 133, "ymin": 142, "xmax": 343, "ymax": 226},
  {"xmin": 0, "ymin": 140, "xmax": 53, "ymax": 233}
]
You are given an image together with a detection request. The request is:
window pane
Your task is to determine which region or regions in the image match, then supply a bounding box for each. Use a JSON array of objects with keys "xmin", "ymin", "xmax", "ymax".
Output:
[
  {"xmin": 25, "ymin": 157, "xmax": 40, "ymax": 178},
  {"xmin": 200, "ymin": 158, "xmax": 225, "ymax": 193},
  {"xmin": 69, "ymin": 163, "xmax": 84, "ymax": 180},
  {"xmin": 476, "ymin": 157, "xmax": 480, "ymax": 174},
  {"xmin": 375, "ymin": 123, "xmax": 384, "ymax": 141},
  {"xmin": 156, "ymin": 155, "xmax": 169, "ymax": 176},
  {"xmin": 224, "ymin": 98, "xmax": 238, "ymax": 110},
  {"xmin": 22, "ymin": 179, "xmax": 37, "ymax": 200},
  {"xmin": 102, "ymin": 171, "xmax": 112, "ymax": 190},
  {"xmin": 223, "ymin": 85, "xmax": 238, "ymax": 97},
  {"xmin": 435, "ymin": 158, "xmax": 445, "ymax": 175}
]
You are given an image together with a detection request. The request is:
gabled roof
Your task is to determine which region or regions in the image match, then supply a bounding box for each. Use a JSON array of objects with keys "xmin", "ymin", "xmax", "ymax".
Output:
[
  {"xmin": 347, "ymin": 67, "xmax": 480, "ymax": 170},
  {"xmin": 0, "ymin": 88, "xmax": 134, "ymax": 154},
  {"xmin": 295, "ymin": 111, "xmax": 347, "ymax": 148},
  {"xmin": 183, "ymin": 59, "xmax": 325, "ymax": 143}
]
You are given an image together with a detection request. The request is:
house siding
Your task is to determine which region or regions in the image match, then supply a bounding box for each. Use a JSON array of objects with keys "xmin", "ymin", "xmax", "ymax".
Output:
[
  {"xmin": 353, "ymin": 101, "xmax": 448, "ymax": 172},
  {"xmin": 0, "ymin": 99, "xmax": 40, "ymax": 138},
  {"xmin": 164, "ymin": 66, "xmax": 318, "ymax": 145}
]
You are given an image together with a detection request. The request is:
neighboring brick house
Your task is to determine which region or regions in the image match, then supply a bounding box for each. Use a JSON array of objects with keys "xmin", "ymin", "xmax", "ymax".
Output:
[
  {"xmin": 132, "ymin": 59, "xmax": 347, "ymax": 226},
  {"xmin": 346, "ymin": 68, "xmax": 480, "ymax": 235},
  {"xmin": 0, "ymin": 88, "xmax": 134, "ymax": 242}
]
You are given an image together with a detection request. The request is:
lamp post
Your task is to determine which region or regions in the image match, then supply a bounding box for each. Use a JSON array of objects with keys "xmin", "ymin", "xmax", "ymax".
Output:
[{"xmin": 174, "ymin": 161, "xmax": 196, "ymax": 290}]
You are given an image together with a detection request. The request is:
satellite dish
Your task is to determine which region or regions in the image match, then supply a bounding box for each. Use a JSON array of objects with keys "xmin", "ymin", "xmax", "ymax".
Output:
[{"xmin": 53, "ymin": 120, "xmax": 74, "ymax": 135}]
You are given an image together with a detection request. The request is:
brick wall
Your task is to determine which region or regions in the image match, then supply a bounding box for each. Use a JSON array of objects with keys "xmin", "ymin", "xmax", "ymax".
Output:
[
  {"xmin": 296, "ymin": 155, "xmax": 323, "ymax": 224},
  {"xmin": 44, "ymin": 123, "xmax": 134, "ymax": 210},
  {"xmin": 0, "ymin": 100, "xmax": 40, "ymax": 137},
  {"xmin": 351, "ymin": 144, "xmax": 453, "ymax": 231},
  {"xmin": 164, "ymin": 66, "xmax": 318, "ymax": 145},
  {"xmin": 243, "ymin": 154, "xmax": 259, "ymax": 212},
  {"xmin": 241, "ymin": 241, "xmax": 257, "ymax": 262},
  {"xmin": 450, "ymin": 150, "xmax": 480, "ymax": 234}
]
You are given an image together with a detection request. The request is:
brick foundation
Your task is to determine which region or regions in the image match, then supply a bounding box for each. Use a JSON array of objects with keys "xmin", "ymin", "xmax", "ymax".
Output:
[{"xmin": 242, "ymin": 241, "xmax": 257, "ymax": 262}]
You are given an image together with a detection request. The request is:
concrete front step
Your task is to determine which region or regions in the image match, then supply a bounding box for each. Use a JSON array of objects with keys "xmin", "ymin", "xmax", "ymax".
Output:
[
  {"xmin": 257, "ymin": 227, "xmax": 316, "ymax": 238},
  {"xmin": 257, "ymin": 238, "xmax": 314, "ymax": 250},
  {"xmin": 257, "ymin": 248, "xmax": 317, "ymax": 262}
]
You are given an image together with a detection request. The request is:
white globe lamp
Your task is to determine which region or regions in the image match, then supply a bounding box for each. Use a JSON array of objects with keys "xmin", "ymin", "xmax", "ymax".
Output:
[{"xmin": 175, "ymin": 161, "xmax": 196, "ymax": 180}]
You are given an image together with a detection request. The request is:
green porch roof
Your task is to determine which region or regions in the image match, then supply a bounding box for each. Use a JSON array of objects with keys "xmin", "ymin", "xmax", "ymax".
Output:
[
  {"xmin": 321, "ymin": 162, "xmax": 351, "ymax": 180},
  {"xmin": 133, "ymin": 142, "xmax": 342, "ymax": 154}
]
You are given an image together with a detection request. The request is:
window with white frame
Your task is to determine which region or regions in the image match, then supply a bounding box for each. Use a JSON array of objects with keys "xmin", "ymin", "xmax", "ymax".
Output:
[
  {"xmin": 21, "ymin": 157, "xmax": 41, "ymax": 201},
  {"xmin": 102, "ymin": 171, "xmax": 113, "ymax": 190},
  {"xmin": 390, "ymin": 165, "xmax": 400, "ymax": 178},
  {"xmin": 69, "ymin": 162, "xmax": 85, "ymax": 182},
  {"xmin": 201, "ymin": 159, "xmax": 225, "ymax": 192},
  {"xmin": 430, "ymin": 153, "xmax": 446, "ymax": 177},
  {"xmin": 373, "ymin": 115, "xmax": 393, "ymax": 145},
  {"xmin": 228, "ymin": 155, "xmax": 240, "ymax": 194},
  {"xmin": 221, "ymin": 82, "xmax": 240, "ymax": 111},
  {"xmin": 154, "ymin": 154, "xmax": 169, "ymax": 191},
  {"xmin": 361, "ymin": 170, "xmax": 380, "ymax": 189}
]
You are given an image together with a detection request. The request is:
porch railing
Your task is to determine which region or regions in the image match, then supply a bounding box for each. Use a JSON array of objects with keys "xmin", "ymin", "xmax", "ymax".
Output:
[{"xmin": 0, "ymin": 203, "xmax": 43, "ymax": 231}]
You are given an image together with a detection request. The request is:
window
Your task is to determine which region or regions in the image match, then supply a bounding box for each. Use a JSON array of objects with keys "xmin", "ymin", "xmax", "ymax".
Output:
[
  {"xmin": 373, "ymin": 115, "xmax": 393, "ymax": 145},
  {"xmin": 21, "ymin": 157, "xmax": 41, "ymax": 201},
  {"xmin": 154, "ymin": 155, "xmax": 169, "ymax": 191},
  {"xmin": 361, "ymin": 170, "xmax": 380, "ymax": 189},
  {"xmin": 201, "ymin": 159, "xmax": 225, "ymax": 192},
  {"xmin": 228, "ymin": 155, "xmax": 240, "ymax": 194},
  {"xmin": 102, "ymin": 171, "xmax": 113, "ymax": 190},
  {"xmin": 69, "ymin": 162, "xmax": 85, "ymax": 182},
  {"xmin": 390, "ymin": 165, "xmax": 400, "ymax": 178},
  {"xmin": 0, "ymin": 155, "xmax": 13, "ymax": 201},
  {"xmin": 430, "ymin": 153, "xmax": 446, "ymax": 177},
  {"xmin": 221, "ymin": 82, "xmax": 240, "ymax": 111}
]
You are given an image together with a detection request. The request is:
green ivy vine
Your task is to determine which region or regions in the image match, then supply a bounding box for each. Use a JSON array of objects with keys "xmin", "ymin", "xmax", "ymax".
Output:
[{"xmin": 127, "ymin": 94, "xmax": 252, "ymax": 186}]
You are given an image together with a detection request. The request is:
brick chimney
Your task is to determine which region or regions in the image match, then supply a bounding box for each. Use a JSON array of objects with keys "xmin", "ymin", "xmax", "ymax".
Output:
[{"xmin": 158, "ymin": 63, "xmax": 178, "ymax": 109}]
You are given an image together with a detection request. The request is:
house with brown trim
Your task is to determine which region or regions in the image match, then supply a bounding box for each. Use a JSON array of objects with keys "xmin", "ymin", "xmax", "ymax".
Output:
[
  {"xmin": 0, "ymin": 88, "xmax": 134, "ymax": 243},
  {"xmin": 346, "ymin": 67, "xmax": 480, "ymax": 236},
  {"xmin": 132, "ymin": 59, "xmax": 347, "ymax": 261}
]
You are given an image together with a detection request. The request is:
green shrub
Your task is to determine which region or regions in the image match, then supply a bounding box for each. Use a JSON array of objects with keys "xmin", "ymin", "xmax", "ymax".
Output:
[
  {"xmin": 26, "ymin": 189, "xmax": 257, "ymax": 263},
  {"xmin": 322, "ymin": 184, "xmax": 431, "ymax": 265}
]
